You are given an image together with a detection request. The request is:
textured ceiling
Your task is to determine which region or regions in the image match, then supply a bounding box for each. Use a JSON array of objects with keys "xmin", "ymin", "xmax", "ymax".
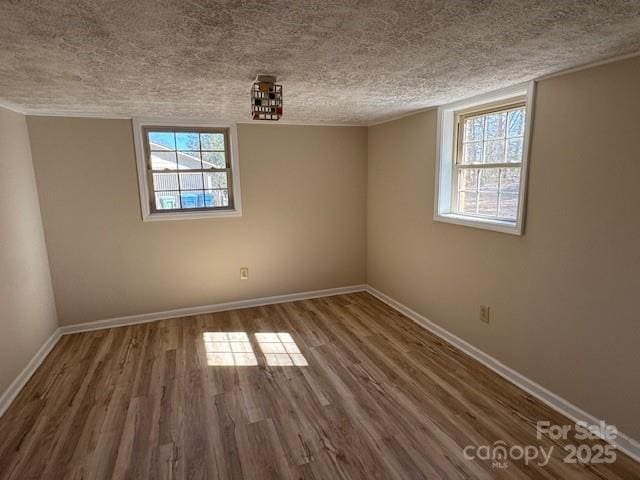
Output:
[{"xmin": 1, "ymin": 0, "xmax": 640, "ymax": 125}]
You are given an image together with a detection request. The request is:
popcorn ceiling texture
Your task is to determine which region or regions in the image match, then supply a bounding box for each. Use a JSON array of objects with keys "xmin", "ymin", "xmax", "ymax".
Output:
[{"xmin": 1, "ymin": 0, "xmax": 639, "ymax": 124}]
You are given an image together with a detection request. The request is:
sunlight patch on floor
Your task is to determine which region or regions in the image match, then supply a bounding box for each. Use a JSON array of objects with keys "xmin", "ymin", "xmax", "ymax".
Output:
[
  {"xmin": 203, "ymin": 331, "xmax": 258, "ymax": 366},
  {"xmin": 202, "ymin": 331, "xmax": 308, "ymax": 367},
  {"xmin": 255, "ymin": 332, "xmax": 308, "ymax": 366}
]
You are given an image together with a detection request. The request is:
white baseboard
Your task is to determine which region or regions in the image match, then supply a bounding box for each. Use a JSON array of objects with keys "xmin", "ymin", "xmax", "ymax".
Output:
[
  {"xmin": 365, "ymin": 285, "xmax": 640, "ymax": 464},
  {"xmin": 0, "ymin": 329, "xmax": 62, "ymax": 417},
  {"xmin": 58, "ymin": 284, "xmax": 368, "ymax": 335}
]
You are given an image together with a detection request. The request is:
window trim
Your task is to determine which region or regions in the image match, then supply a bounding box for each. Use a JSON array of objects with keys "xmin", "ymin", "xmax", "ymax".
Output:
[
  {"xmin": 434, "ymin": 81, "xmax": 535, "ymax": 235},
  {"xmin": 133, "ymin": 119, "xmax": 242, "ymax": 221}
]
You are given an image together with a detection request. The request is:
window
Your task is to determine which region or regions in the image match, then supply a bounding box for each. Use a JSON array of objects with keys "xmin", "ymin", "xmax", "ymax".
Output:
[
  {"xmin": 434, "ymin": 83, "xmax": 534, "ymax": 235},
  {"xmin": 133, "ymin": 120, "xmax": 242, "ymax": 221}
]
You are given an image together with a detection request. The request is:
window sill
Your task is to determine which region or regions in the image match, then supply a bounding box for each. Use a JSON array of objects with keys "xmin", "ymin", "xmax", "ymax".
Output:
[
  {"xmin": 142, "ymin": 208, "xmax": 242, "ymax": 222},
  {"xmin": 434, "ymin": 212, "xmax": 522, "ymax": 235}
]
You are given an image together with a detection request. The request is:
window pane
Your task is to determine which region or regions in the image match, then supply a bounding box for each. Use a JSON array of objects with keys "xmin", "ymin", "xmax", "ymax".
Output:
[
  {"xmin": 180, "ymin": 191, "xmax": 207, "ymax": 209},
  {"xmin": 175, "ymin": 132, "xmax": 200, "ymax": 150},
  {"xmin": 499, "ymin": 192, "xmax": 519, "ymax": 220},
  {"xmin": 155, "ymin": 191, "xmax": 181, "ymax": 210},
  {"xmin": 179, "ymin": 172, "xmax": 203, "ymax": 190},
  {"xmin": 485, "ymin": 112, "xmax": 506, "ymax": 139},
  {"xmin": 458, "ymin": 168, "xmax": 478, "ymax": 191},
  {"xmin": 153, "ymin": 172, "xmax": 178, "ymax": 191},
  {"xmin": 205, "ymin": 189, "xmax": 229, "ymax": 207},
  {"xmin": 176, "ymin": 151, "xmax": 202, "ymax": 170},
  {"xmin": 150, "ymin": 151, "xmax": 177, "ymax": 170},
  {"xmin": 506, "ymin": 137, "xmax": 523, "ymax": 163},
  {"xmin": 451, "ymin": 104, "xmax": 525, "ymax": 223},
  {"xmin": 202, "ymin": 151, "xmax": 226, "ymax": 169},
  {"xmin": 462, "ymin": 142, "xmax": 483, "ymax": 164},
  {"xmin": 500, "ymin": 168, "xmax": 521, "ymax": 193},
  {"xmin": 203, "ymin": 172, "xmax": 228, "ymax": 189},
  {"xmin": 458, "ymin": 191, "xmax": 477, "ymax": 214},
  {"xmin": 464, "ymin": 117, "xmax": 484, "ymax": 142},
  {"xmin": 478, "ymin": 192, "xmax": 498, "ymax": 216},
  {"xmin": 201, "ymin": 133, "xmax": 225, "ymax": 151},
  {"xmin": 148, "ymin": 132, "xmax": 175, "ymax": 150},
  {"xmin": 479, "ymin": 168, "xmax": 499, "ymax": 191},
  {"xmin": 507, "ymin": 108, "xmax": 525, "ymax": 137},
  {"xmin": 145, "ymin": 127, "xmax": 234, "ymax": 213},
  {"xmin": 484, "ymin": 140, "xmax": 505, "ymax": 164}
]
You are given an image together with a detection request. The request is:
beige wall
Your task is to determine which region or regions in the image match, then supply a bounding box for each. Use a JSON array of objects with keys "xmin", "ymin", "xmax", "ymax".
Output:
[
  {"xmin": 0, "ymin": 107, "xmax": 58, "ymax": 397},
  {"xmin": 18, "ymin": 56, "xmax": 639, "ymax": 441},
  {"xmin": 28, "ymin": 119, "xmax": 367, "ymax": 326},
  {"xmin": 367, "ymin": 56, "xmax": 640, "ymax": 440}
]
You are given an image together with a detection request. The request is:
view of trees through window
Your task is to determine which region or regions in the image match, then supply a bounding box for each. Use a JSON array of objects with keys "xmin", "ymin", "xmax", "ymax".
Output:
[
  {"xmin": 455, "ymin": 104, "xmax": 525, "ymax": 221},
  {"xmin": 145, "ymin": 129, "xmax": 232, "ymax": 212}
]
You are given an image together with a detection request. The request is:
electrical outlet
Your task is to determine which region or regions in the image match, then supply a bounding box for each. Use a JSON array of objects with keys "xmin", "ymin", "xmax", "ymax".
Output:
[
  {"xmin": 480, "ymin": 305, "xmax": 490, "ymax": 324},
  {"xmin": 240, "ymin": 267, "xmax": 249, "ymax": 280}
]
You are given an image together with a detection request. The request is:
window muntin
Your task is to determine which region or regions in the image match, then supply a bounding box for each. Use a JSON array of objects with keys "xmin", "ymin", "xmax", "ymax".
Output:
[
  {"xmin": 453, "ymin": 101, "xmax": 526, "ymax": 221},
  {"xmin": 143, "ymin": 127, "xmax": 234, "ymax": 213}
]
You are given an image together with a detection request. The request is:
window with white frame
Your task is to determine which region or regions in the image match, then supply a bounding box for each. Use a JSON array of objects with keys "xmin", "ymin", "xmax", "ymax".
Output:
[
  {"xmin": 133, "ymin": 121, "xmax": 242, "ymax": 221},
  {"xmin": 434, "ymin": 83, "xmax": 534, "ymax": 235}
]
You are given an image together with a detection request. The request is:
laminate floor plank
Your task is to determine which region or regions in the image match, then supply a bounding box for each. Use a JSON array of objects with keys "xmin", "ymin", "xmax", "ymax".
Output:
[{"xmin": 0, "ymin": 292, "xmax": 638, "ymax": 479}]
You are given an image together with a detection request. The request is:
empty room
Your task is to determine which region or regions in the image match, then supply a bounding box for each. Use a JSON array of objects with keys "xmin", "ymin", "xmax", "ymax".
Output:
[{"xmin": 1, "ymin": 1, "xmax": 639, "ymax": 479}]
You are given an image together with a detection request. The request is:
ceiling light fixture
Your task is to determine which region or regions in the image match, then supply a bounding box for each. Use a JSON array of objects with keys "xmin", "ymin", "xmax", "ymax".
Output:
[{"xmin": 251, "ymin": 75, "xmax": 283, "ymax": 121}]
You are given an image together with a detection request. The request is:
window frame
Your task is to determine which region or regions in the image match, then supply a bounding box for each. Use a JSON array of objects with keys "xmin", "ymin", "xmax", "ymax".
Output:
[
  {"xmin": 452, "ymin": 99, "xmax": 526, "ymax": 220},
  {"xmin": 434, "ymin": 82, "xmax": 535, "ymax": 235},
  {"xmin": 133, "ymin": 119, "xmax": 242, "ymax": 221}
]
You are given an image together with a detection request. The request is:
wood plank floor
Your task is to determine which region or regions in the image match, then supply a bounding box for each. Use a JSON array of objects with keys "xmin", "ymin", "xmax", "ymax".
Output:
[{"xmin": 0, "ymin": 292, "xmax": 638, "ymax": 479}]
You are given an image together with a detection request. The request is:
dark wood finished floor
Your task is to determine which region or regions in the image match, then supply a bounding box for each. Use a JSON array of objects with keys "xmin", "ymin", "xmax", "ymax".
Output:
[{"xmin": 0, "ymin": 292, "xmax": 638, "ymax": 479}]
